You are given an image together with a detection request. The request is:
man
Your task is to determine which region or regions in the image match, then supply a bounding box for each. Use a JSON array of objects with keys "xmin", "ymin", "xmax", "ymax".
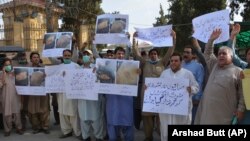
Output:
[
  {"xmin": 182, "ymin": 45, "xmax": 204, "ymax": 124},
  {"xmin": 105, "ymin": 47, "xmax": 135, "ymax": 141},
  {"xmin": 78, "ymin": 49, "xmax": 106, "ymax": 141},
  {"xmin": 132, "ymin": 30, "xmax": 176, "ymax": 141},
  {"xmin": 159, "ymin": 52, "xmax": 199, "ymax": 141},
  {"xmin": 51, "ymin": 49, "xmax": 82, "ymax": 139},
  {"xmin": 27, "ymin": 52, "xmax": 50, "ymax": 134},
  {"xmin": 194, "ymin": 29, "xmax": 245, "ymax": 124}
]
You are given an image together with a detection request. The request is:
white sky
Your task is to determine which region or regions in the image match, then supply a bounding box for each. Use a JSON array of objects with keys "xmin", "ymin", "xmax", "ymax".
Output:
[
  {"xmin": 101, "ymin": 0, "xmax": 169, "ymax": 33},
  {"xmin": 101, "ymin": 0, "xmax": 243, "ymax": 34}
]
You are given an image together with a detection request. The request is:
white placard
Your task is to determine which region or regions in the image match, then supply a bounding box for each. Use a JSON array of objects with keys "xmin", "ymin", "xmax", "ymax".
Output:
[
  {"xmin": 14, "ymin": 67, "xmax": 45, "ymax": 95},
  {"xmin": 64, "ymin": 69, "xmax": 98, "ymax": 100},
  {"xmin": 192, "ymin": 9, "xmax": 230, "ymax": 43},
  {"xmin": 45, "ymin": 65, "xmax": 65, "ymax": 93},
  {"xmin": 135, "ymin": 25, "xmax": 173, "ymax": 47},
  {"xmin": 95, "ymin": 58, "xmax": 139, "ymax": 96},
  {"xmin": 42, "ymin": 32, "xmax": 73, "ymax": 57},
  {"xmin": 94, "ymin": 14, "xmax": 130, "ymax": 45},
  {"xmin": 142, "ymin": 77, "xmax": 189, "ymax": 115}
]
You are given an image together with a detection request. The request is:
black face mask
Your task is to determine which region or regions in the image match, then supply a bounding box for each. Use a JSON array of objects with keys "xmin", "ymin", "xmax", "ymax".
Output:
[{"xmin": 18, "ymin": 59, "xmax": 28, "ymax": 65}]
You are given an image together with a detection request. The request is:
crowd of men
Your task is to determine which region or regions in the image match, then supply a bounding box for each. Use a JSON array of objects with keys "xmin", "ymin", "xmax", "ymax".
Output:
[{"xmin": 0, "ymin": 23, "xmax": 249, "ymax": 141}]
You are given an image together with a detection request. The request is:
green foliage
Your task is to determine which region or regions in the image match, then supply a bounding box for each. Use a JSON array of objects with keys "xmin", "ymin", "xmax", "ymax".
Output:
[
  {"xmin": 154, "ymin": 4, "xmax": 168, "ymax": 27},
  {"xmin": 55, "ymin": 0, "xmax": 104, "ymax": 39}
]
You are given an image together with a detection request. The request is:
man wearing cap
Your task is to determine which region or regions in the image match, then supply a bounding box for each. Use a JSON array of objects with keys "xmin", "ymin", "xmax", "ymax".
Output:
[{"xmin": 78, "ymin": 49, "xmax": 106, "ymax": 141}]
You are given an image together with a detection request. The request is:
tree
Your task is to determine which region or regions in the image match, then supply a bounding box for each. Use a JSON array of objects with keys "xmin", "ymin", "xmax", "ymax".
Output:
[
  {"xmin": 166, "ymin": 0, "xmax": 227, "ymax": 52},
  {"xmin": 229, "ymin": 0, "xmax": 250, "ymax": 21},
  {"xmin": 51, "ymin": 0, "xmax": 104, "ymax": 44},
  {"xmin": 153, "ymin": 4, "xmax": 168, "ymax": 27}
]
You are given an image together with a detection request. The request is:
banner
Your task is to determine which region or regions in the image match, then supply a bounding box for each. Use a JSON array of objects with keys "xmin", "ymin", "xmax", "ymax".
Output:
[
  {"xmin": 64, "ymin": 69, "xmax": 98, "ymax": 100},
  {"xmin": 42, "ymin": 32, "xmax": 73, "ymax": 57},
  {"xmin": 192, "ymin": 9, "xmax": 230, "ymax": 44},
  {"xmin": 94, "ymin": 14, "xmax": 130, "ymax": 45},
  {"xmin": 135, "ymin": 25, "xmax": 173, "ymax": 47},
  {"xmin": 142, "ymin": 77, "xmax": 189, "ymax": 115},
  {"xmin": 95, "ymin": 58, "xmax": 139, "ymax": 96},
  {"xmin": 14, "ymin": 67, "xmax": 45, "ymax": 95}
]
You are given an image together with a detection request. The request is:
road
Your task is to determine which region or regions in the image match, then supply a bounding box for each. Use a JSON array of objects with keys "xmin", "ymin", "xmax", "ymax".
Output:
[{"xmin": 0, "ymin": 112, "xmax": 161, "ymax": 141}]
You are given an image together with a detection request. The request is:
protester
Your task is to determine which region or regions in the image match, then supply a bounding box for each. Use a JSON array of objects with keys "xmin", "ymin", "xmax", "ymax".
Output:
[
  {"xmin": 0, "ymin": 58, "xmax": 23, "ymax": 136},
  {"xmin": 182, "ymin": 45, "xmax": 204, "ymax": 124},
  {"xmin": 78, "ymin": 49, "xmax": 106, "ymax": 141},
  {"xmin": 159, "ymin": 52, "xmax": 199, "ymax": 141},
  {"xmin": 132, "ymin": 30, "xmax": 176, "ymax": 141},
  {"xmin": 50, "ymin": 49, "xmax": 82, "ymax": 139},
  {"xmin": 27, "ymin": 52, "xmax": 50, "ymax": 134},
  {"xmin": 194, "ymin": 29, "xmax": 245, "ymax": 124}
]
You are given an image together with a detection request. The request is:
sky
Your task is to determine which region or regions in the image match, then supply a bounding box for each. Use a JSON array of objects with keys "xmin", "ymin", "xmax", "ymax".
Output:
[
  {"xmin": 101, "ymin": 0, "xmax": 169, "ymax": 33},
  {"xmin": 101, "ymin": 0, "xmax": 243, "ymax": 34}
]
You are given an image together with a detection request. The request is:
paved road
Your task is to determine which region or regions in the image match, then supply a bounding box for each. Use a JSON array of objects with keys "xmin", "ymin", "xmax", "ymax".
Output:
[{"xmin": 0, "ymin": 112, "xmax": 161, "ymax": 141}]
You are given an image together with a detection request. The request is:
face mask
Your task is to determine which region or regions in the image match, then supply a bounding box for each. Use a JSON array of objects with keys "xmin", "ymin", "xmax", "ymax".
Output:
[
  {"xmin": 63, "ymin": 59, "xmax": 71, "ymax": 64},
  {"xmin": 82, "ymin": 55, "xmax": 90, "ymax": 63},
  {"xmin": 5, "ymin": 65, "xmax": 12, "ymax": 72}
]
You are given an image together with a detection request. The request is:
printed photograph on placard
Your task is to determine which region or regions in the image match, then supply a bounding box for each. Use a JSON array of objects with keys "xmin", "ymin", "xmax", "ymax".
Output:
[
  {"xmin": 116, "ymin": 61, "xmax": 138, "ymax": 85},
  {"xmin": 30, "ymin": 68, "xmax": 45, "ymax": 87},
  {"xmin": 110, "ymin": 18, "xmax": 126, "ymax": 33},
  {"xmin": 96, "ymin": 18, "xmax": 110, "ymax": 34},
  {"xmin": 44, "ymin": 33, "xmax": 56, "ymax": 50},
  {"xmin": 14, "ymin": 67, "xmax": 29, "ymax": 86},
  {"xmin": 56, "ymin": 32, "xmax": 72, "ymax": 49},
  {"xmin": 96, "ymin": 59, "xmax": 116, "ymax": 84}
]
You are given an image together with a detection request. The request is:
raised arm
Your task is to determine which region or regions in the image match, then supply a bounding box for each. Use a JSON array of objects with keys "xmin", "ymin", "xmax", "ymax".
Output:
[
  {"xmin": 204, "ymin": 29, "xmax": 221, "ymax": 73},
  {"xmin": 92, "ymin": 44, "xmax": 101, "ymax": 59},
  {"xmin": 162, "ymin": 30, "xmax": 176, "ymax": 66},
  {"xmin": 132, "ymin": 32, "xmax": 145, "ymax": 62},
  {"xmin": 227, "ymin": 24, "xmax": 247, "ymax": 68}
]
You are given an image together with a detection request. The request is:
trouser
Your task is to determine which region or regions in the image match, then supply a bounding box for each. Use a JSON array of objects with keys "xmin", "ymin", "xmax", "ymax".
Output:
[
  {"xmin": 133, "ymin": 108, "xmax": 141, "ymax": 129},
  {"xmin": 21, "ymin": 96, "xmax": 29, "ymax": 129},
  {"xmin": 142, "ymin": 115, "xmax": 161, "ymax": 141},
  {"xmin": 80, "ymin": 118, "xmax": 106, "ymax": 139},
  {"xmin": 107, "ymin": 125, "xmax": 134, "ymax": 141},
  {"xmin": 59, "ymin": 114, "xmax": 81, "ymax": 136},
  {"xmin": 51, "ymin": 93, "xmax": 60, "ymax": 124},
  {"xmin": 3, "ymin": 113, "xmax": 22, "ymax": 132},
  {"xmin": 28, "ymin": 111, "xmax": 50, "ymax": 130}
]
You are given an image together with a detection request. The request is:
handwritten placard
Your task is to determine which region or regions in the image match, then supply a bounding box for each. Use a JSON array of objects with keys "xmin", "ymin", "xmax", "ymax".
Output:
[
  {"xmin": 192, "ymin": 9, "xmax": 230, "ymax": 44},
  {"xmin": 64, "ymin": 69, "xmax": 98, "ymax": 100},
  {"xmin": 135, "ymin": 25, "xmax": 173, "ymax": 47},
  {"xmin": 45, "ymin": 65, "xmax": 65, "ymax": 93},
  {"xmin": 142, "ymin": 77, "xmax": 189, "ymax": 115},
  {"xmin": 14, "ymin": 67, "xmax": 46, "ymax": 95},
  {"xmin": 93, "ymin": 14, "xmax": 130, "ymax": 45},
  {"xmin": 95, "ymin": 58, "xmax": 139, "ymax": 96}
]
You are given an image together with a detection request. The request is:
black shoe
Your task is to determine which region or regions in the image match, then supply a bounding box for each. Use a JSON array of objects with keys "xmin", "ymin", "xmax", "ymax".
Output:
[
  {"xmin": 4, "ymin": 132, "xmax": 10, "ymax": 137},
  {"xmin": 33, "ymin": 129, "xmax": 41, "ymax": 134},
  {"xmin": 59, "ymin": 132, "xmax": 72, "ymax": 138},
  {"xmin": 76, "ymin": 134, "xmax": 83, "ymax": 140},
  {"xmin": 83, "ymin": 137, "xmax": 91, "ymax": 141},
  {"xmin": 43, "ymin": 129, "xmax": 50, "ymax": 134},
  {"xmin": 16, "ymin": 129, "xmax": 24, "ymax": 135}
]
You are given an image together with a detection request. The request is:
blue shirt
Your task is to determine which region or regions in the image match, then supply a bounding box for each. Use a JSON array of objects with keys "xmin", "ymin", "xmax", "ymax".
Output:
[{"xmin": 182, "ymin": 60, "xmax": 204, "ymax": 100}]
